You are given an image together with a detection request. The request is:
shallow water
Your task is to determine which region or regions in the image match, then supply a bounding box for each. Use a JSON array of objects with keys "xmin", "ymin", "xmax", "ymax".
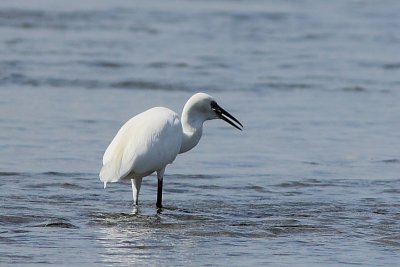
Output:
[{"xmin": 1, "ymin": 0, "xmax": 400, "ymax": 266}]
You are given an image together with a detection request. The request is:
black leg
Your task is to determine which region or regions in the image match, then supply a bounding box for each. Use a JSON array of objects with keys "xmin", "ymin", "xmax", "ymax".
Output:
[{"xmin": 156, "ymin": 177, "xmax": 163, "ymax": 209}]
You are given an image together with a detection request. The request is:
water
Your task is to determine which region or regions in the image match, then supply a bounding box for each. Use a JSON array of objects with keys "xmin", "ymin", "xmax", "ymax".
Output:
[{"xmin": 1, "ymin": 0, "xmax": 400, "ymax": 266}]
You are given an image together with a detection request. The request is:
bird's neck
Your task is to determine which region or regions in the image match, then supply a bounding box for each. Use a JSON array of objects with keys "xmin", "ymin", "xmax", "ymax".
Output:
[{"xmin": 179, "ymin": 111, "xmax": 204, "ymax": 154}]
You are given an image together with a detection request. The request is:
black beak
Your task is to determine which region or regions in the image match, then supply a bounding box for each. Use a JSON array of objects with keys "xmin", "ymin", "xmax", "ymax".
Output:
[{"xmin": 211, "ymin": 101, "xmax": 243, "ymax": 130}]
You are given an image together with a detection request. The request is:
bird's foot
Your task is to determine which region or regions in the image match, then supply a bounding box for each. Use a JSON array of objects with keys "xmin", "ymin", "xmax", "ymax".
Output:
[{"xmin": 156, "ymin": 202, "xmax": 163, "ymax": 213}]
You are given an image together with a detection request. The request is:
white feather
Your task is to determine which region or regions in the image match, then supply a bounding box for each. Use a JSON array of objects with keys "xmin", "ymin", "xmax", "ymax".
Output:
[
  {"xmin": 99, "ymin": 92, "xmax": 242, "ymax": 207},
  {"xmin": 100, "ymin": 107, "xmax": 181, "ymax": 185}
]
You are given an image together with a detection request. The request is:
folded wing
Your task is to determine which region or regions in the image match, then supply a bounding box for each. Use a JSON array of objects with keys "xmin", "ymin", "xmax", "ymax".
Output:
[{"xmin": 100, "ymin": 107, "xmax": 182, "ymax": 187}]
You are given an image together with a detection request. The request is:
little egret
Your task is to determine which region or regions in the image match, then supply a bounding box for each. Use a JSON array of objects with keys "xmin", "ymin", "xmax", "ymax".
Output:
[{"xmin": 99, "ymin": 92, "xmax": 243, "ymax": 208}]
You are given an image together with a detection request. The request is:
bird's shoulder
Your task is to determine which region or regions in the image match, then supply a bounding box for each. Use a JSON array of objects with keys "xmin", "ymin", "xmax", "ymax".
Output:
[
  {"xmin": 136, "ymin": 106, "xmax": 180, "ymax": 130},
  {"xmin": 146, "ymin": 106, "xmax": 179, "ymax": 121},
  {"xmin": 116, "ymin": 106, "xmax": 179, "ymax": 137}
]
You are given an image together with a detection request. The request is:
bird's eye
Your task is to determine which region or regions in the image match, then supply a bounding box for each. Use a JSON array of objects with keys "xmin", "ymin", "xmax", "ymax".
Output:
[{"xmin": 210, "ymin": 101, "xmax": 218, "ymax": 110}]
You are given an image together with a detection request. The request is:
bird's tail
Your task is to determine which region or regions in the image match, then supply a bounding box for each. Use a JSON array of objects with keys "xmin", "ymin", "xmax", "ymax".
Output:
[{"xmin": 99, "ymin": 161, "xmax": 120, "ymax": 188}]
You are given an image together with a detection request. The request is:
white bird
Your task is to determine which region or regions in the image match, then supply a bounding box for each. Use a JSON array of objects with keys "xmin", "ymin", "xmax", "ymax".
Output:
[{"xmin": 99, "ymin": 92, "xmax": 243, "ymax": 208}]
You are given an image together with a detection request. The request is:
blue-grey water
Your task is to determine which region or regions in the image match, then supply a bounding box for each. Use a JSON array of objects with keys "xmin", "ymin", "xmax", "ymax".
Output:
[{"xmin": 1, "ymin": 0, "xmax": 400, "ymax": 266}]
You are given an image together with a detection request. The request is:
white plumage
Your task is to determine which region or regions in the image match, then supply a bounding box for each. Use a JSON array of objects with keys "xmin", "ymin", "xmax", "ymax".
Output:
[
  {"xmin": 99, "ymin": 92, "xmax": 243, "ymax": 208},
  {"xmin": 100, "ymin": 107, "xmax": 181, "ymax": 185}
]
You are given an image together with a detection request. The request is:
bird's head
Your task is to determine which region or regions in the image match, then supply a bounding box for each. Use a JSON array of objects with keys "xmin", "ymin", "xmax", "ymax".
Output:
[{"xmin": 184, "ymin": 92, "xmax": 243, "ymax": 130}]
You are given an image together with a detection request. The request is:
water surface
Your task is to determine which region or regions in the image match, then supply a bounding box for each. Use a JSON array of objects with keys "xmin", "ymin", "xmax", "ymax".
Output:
[{"xmin": 1, "ymin": 0, "xmax": 400, "ymax": 266}]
